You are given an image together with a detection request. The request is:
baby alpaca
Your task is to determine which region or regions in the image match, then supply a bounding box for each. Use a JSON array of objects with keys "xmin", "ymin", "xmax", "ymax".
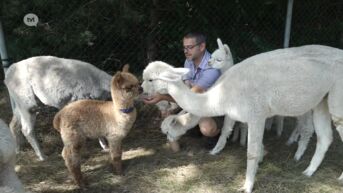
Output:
[
  {"xmin": 0, "ymin": 119, "xmax": 25, "ymax": 193},
  {"xmin": 53, "ymin": 65, "xmax": 139, "ymax": 187}
]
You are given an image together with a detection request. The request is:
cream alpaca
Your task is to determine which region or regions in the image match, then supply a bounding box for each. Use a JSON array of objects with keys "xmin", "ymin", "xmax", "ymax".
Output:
[
  {"xmin": 0, "ymin": 119, "xmax": 25, "ymax": 193},
  {"xmin": 142, "ymin": 45, "xmax": 343, "ymax": 193}
]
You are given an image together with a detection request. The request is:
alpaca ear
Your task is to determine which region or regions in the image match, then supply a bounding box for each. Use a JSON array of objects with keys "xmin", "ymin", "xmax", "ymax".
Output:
[
  {"xmin": 158, "ymin": 68, "xmax": 189, "ymax": 82},
  {"xmin": 217, "ymin": 38, "xmax": 224, "ymax": 49},
  {"xmin": 224, "ymin": 44, "xmax": 234, "ymax": 64},
  {"xmin": 224, "ymin": 44, "xmax": 232, "ymax": 56},
  {"xmin": 113, "ymin": 72, "xmax": 124, "ymax": 87},
  {"xmin": 122, "ymin": 64, "xmax": 130, "ymax": 72}
]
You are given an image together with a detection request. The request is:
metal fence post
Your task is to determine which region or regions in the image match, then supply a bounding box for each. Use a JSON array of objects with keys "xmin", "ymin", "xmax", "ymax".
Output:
[
  {"xmin": 0, "ymin": 20, "xmax": 15, "ymax": 116},
  {"xmin": 283, "ymin": 0, "xmax": 294, "ymax": 48},
  {"xmin": 0, "ymin": 20, "xmax": 10, "ymax": 74}
]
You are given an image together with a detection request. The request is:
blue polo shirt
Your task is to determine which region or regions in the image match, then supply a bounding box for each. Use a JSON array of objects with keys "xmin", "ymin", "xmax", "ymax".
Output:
[{"xmin": 183, "ymin": 50, "xmax": 221, "ymax": 90}]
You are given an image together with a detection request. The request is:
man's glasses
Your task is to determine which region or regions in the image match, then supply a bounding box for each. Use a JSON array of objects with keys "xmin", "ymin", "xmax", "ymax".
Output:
[{"xmin": 183, "ymin": 42, "xmax": 201, "ymax": 51}]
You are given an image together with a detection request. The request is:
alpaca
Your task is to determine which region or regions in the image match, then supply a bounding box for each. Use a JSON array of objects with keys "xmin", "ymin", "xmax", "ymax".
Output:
[
  {"xmin": 286, "ymin": 111, "xmax": 314, "ymax": 160},
  {"xmin": 0, "ymin": 119, "xmax": 25, "ymax": 193},
  {"xmin": 5, "ymin": 56, "xmax": 112, "ymax": 160},
  {"xmin": 210, "ymin": 38, "xmax": 315, "ymax": 160},
  {"xmin": 142, "ymin": 45, "xmax": 343, "ymax": 193},
  {"xmin": 161, "ymin": 38, "xmax": 246, "ymax": 152},
  {"xmin": 161, "ymin": 110, "xmax": 201, "ymax": 142},
  {"xmin": 53, "ymin": 65, "xmax": 139, "ymax": 187},
  {"xmin": 156, "ymin": 101, "xmax": 179, "ymax": 118},
  {"xmin": 161, "ymin": 38, "xmax": 276, "ymax": 154}
]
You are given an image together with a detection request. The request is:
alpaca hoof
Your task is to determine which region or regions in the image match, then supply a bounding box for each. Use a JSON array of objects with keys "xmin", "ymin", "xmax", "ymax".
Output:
[
  {"xmin": 38, "ymin": 154, "xmax": 47, "ymax": 161},
  {"xmin": 286, "ymin": 140, "xmax": 294, "ymax": 146},
  {"xmin": 169, "ymin": 141, "xmax": 180, "ymax": 152},
  {"xmin": 77, "ymin": 181, "xmax": 89, "ymax": 190},
  {"xmin": 338, "ymin": 173, "xmax": 343, "ymax": 181},
  {"xmin": 238, "ymin": 186, "xmax": 252, "ymax": 193},
  {"xmin": 294, "ymin": 153, "xmax": 302, "ymax": 161},
  {"xmin": 302, "ymin": 168, "xmax": 314, "ymax": 177},
  {"xmin": 209, "ymin": 148, "xmax": 220, "ymax": 155}
]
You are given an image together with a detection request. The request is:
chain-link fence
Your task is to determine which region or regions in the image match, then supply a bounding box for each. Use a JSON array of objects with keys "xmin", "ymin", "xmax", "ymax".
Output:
[{"xmin": 1, "ymin": 0, "xmax": 342, "ymax": 78}]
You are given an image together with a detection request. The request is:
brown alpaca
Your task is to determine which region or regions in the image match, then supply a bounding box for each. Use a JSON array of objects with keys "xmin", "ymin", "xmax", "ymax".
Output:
[{"xmin": 53, "ymin": 65, "xmax": 139, "ymax": 187}]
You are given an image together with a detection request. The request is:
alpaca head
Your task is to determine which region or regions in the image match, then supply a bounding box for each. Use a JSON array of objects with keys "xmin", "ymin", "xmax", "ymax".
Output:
[
  {"xmin": 111, "ymin": 65, "xmax": 140, "ymax": 101},
  {"xmin": 161, "ymin": 114, "xmax": 188, "ymax": 142},
  {"xmin": 208, "ymin": 38, "xmax": 234, "ymax": 70},
  {"xmin": 141, "ymin": 61, "xmax": 189, "ymax": 97}
]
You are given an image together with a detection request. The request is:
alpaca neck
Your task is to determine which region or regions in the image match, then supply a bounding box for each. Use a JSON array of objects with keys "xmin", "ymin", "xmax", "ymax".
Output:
[
  {"xmin": 113, "ymin": 98, "xmax": 134, "ymax": 110},
  {"xmin": 111, "ymin": 90, "xmax": 135, "ymax": 113},
  {"xmin": 222, "ymin": 59, "xmax": 234, "ymax": 72},
  {"xmin": 167, "ymin": 81, "xmax": 223, "ymax": 117}
]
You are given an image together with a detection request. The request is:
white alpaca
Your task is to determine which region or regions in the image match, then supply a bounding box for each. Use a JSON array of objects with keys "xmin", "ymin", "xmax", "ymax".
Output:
[
  {"xmin": 286, "ymin": 111, "xmax": 315, "ymax": 160},
  {"xmin": 5, "ymin": 56, "xmax": 112, "ymax": 160},
  {"xmin": 161, "ymin": 39, "xmax": 289, "ymax": 154},
  {"xmin": 0, "ymin": 119, "xmax": 25, "ymax": 193},
  {"xmin": 142, "ymin": 45, "xmax": 343, "ymax": 193},
  {"xmin": 161, "ymin": 38, "xmax": 249, "ymax": 150},
  {"xmin": 161, "ymin": 110, "xmax": 201, "ymax": 142},
  {"xmin": 211, "ymin": 38, "xmax": 316, "ymax": 161},
  {"xmin": 156, "ymin": 101, "xmax": 179, "ymax": 118}
]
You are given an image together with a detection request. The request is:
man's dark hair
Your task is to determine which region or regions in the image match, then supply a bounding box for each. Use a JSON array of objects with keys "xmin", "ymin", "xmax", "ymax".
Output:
[{"xmin": 183, "ymin": 32, "xmax": 207, "ymax": 44}]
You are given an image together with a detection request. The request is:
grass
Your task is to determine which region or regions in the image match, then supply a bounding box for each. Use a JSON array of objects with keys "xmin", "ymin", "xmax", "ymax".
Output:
[{"xmin": 1, "ymin": 81, "xmax": 343, "ymax": 193}]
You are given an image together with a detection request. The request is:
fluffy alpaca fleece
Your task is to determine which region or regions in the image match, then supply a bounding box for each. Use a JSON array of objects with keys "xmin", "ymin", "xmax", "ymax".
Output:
[
  {"xmin": 53, "ymin": 65, "xmax": 139, "ymax": 187},
  {"xmin": 160, "ymin": 38, "xmax": 241, "ymax": 152},
  {"xmin": 142, "ymin": 45, "xmax": 343, "ymax": 193},
  {"xmin": 210, "ymin": 38, "xmax": 315, "ymax": 160},
  {"xmin": 161, "ymin": 110, "xmax": 201, "ymax": 142},
  {"xmin": 5, "ymin": 56, "xmax": 112, "ymax": 160},
  {"xmin": 156, "ymin": 101, "xmax": 179, "ymax": 118},
  {"xmin": 0, "ymin": 119, "xmax": 25, "ymax": 193},
  {"xmin": 0, "ymin": 186, "xmax": 32, "ymax": 193},
  {"xmin": 286, "ymin": 111, "xmax": 314, "ymax": 160}
]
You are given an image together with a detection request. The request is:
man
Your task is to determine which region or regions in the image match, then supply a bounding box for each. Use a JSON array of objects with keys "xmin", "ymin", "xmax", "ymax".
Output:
[{"xmin": 143, "ymin": 32, "xmax": 221, "ymax": 146}]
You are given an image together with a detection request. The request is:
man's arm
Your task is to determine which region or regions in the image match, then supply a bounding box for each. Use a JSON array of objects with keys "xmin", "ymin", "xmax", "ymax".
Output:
[
  {"xmin": 143, "ymin": 93, "xmax": 175, "ymax": 104},
  {"xmin": 143, "ymin": 84, "xmax": 204, "ymax": 105},
  {"xmin": 190, "ymin": 85, "xmax": 205, "ymax": 93}
]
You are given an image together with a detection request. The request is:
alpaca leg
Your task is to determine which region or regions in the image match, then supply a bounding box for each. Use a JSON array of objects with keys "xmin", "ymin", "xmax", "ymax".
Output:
[
  {"xmin": 209, "ymin": 116, "xmax": 235, "ymax": 155},
  {"xmin": 0, "ymin": 164, "xmax": 25, "ymax": 193},
  {"xmin": 239, "ymin": 123, "xmax": 248, "ymax": 147},
  {"xmin": 19, "ymin": 109, "xmax": 46, "ymax": 161},
  {"xmin": 231, "ymin": 125, "xmax": 240, "ymax": 143},
  {"xmin": 275, "ymin": 116, "xmax": 284, "ymax": 137},
  {"xmin": 338, "ymin": 172, "xmax": 343, "ymax": 181},
  {"xmin": 286, "ymin": 116, "xmax": 302, "ymax": 146},
  {"xmin": 258, "ymin": 144, "xmax": 264, "ymax": 163},
  {"xmin": 62, "ymin": 145, "xmax": 84, "ymax": 187},
  {"xmin": 327, "ymin": 81, "xmax": 343, "ymax": 180},
  {"xmin": 108, "ymin": 138, "xmax": 123, "ymax": 175},
  {"xmin": 240, "ymin": 119, "xmax": 265, "ymax": 193},
  {"xmin": 294, "ymin": 112, "xmax": 314, "ymax": 161},
  {"xmin": 265, "ymin": 117, "xmax": 273, "ymax": 131},
  {"xmin": 98, "ymin": 137, "xmax": 109, "ymax": 151},
  {"xmin": 61, "ymin": 128, "xmax": 85, "ymax": 187},
  {"xmin": 303, "ymin": 100, "xmax": 332, "ymax": 176},
  {"xmin": 9, "ymin": 115, "xmax": 21, "ymax": 153}
]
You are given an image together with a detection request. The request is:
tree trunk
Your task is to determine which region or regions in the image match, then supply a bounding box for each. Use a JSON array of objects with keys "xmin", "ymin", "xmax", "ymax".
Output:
[{"xmin": 146, "ymin": 0, "xmax": 159, "ymax": 64}]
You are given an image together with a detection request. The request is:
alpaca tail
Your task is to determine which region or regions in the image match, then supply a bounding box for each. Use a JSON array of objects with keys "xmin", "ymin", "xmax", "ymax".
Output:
[{"xmin": 53, "ymin": 112, "xmax": 62, "ymax": 132}]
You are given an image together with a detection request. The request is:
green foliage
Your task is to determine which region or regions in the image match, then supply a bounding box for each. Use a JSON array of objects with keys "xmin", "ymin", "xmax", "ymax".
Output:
[{"xmin": 0, "ymin": 0, "xmax": 342, "ymax": 74}]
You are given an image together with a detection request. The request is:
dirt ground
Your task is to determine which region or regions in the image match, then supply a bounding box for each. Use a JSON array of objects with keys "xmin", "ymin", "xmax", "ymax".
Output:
[{"xmin": 1, "ymin": 81, "xmax": 343, "ymax": 193}]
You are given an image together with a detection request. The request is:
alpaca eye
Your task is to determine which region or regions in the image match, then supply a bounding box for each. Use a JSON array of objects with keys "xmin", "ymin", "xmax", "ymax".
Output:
[
  {"xmin": 149, "ymin": 79, "xmax": 153, "ymax": 82},
  {"xmin": 216, "ymin": 59, "xmax": 222, "ymax": 62}
]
